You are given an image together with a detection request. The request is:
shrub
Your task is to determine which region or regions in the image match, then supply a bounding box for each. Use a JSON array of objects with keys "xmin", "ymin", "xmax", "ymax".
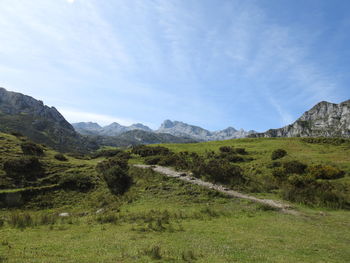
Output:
[
  {"xmin": 54, "ymin": 153, "xmax": 68, "ymax": 161},
  {"xmin": 59, "ymin": 173, "xmax": 95, "ymax": 191},
  {"xmin": 271, "ymin": 149, "xmax": 287, "ymax": 160},
  {"xmin": 267, "ymin": 161, "xmax": 282, "ymax": 168},
  {"xmin": 91, "ymin": 149, "xmax": 128, "ymax": 159},
  {"xmin": 3, "ymin": 157, "xmax": 45, "ymax": 187},
  {"xmin": 308, "ymin": 165, "xmax": 345, "ymax": 180},
  {"xmin": 282, "ymin": 175, "xmax": 349, "ymax": 208},
  {"xmin": 283, "ymin": 160, "xmax": 307, "ymax": 174},
  {"xmin": 235, "ymin": 148, "xmax": 248, "ymax": 155},
  {"xmin": 102, "ymin": 166, "xmax": 132, "ymax": 195},
  {"xmin": 20, "ymin": 142, "xmax": 44, "ymax": 156},
  {"xmin": 96, "ymin": 157, "xmax": 131, "ymax": 195},
  {"xmin": 96, "ymin": 157, "xmax": 129, "ymax": 174},
  {"xmin": 199, "ymin": 159, "xmax": 244, "ymax": 185},
  {"xmin": 219, "ymin": 152, "xmax": 245, "ymax": 163},
  {"xmin": 131, "ymin": 145, "xmax": 171, "ymax": 157},
  {"xmin": 271, "ymin": 167, "xmax": 287, "ymax": 179},
  {"xmin": 219, "ymin": 146, "xmax": 234, "ymax": 153},
  {"xmin": 144, "ymin": 156, "xmax": 161, "ymax": 165}
]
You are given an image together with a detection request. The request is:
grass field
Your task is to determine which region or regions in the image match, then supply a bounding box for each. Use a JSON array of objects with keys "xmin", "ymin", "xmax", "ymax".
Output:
[{"xmin": 0, "ymin": 133, "xmax": 349, "ymax": 262}]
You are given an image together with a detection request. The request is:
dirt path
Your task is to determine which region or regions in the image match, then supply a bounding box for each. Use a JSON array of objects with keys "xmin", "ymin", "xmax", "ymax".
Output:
[{"xmin": 134, "ymin": 164, "xmax": 300, "ymax": 215}]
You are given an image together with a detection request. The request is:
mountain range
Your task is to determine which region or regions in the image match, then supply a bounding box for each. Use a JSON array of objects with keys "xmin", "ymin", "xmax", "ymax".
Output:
[
  {"xmin": 0, "ymin": 87, "xmax": 349, "ymax": 153},
  {"xmin": 72, "ymin": 120, "xmax": 256, "ymax": 141}
]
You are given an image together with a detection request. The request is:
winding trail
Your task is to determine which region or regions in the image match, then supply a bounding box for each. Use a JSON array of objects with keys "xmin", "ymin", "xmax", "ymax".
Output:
[{"xmin": 133, "ymin": 164, "xmax": 300, "ymax": 216}]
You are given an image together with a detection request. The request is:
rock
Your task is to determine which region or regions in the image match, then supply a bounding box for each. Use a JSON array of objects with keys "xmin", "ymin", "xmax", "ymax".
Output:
[
  {"xmin": 59, "ymin": 212, "xmax": 70, "ymax": 217},
  {"xmin": 250, "ymin": 99, "xmax": 350, "ymax": 138},
  {"xmin": 96, "ymin": 208, "xmax": 104, "ymax": 214}
]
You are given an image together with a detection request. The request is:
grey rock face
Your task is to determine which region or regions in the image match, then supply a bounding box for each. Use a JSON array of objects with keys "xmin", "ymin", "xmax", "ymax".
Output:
[
  {"xmin": 0, "ymin": 87, "xmax": 97, "ymax": 152},
  {"xmin": 250, "ymin": 100, "xmax": 350, "ymax": 138},
  {"xmin": 72, "ymin": 122, "xmax": 102, "ymax": 135},
  {"xmin": 157, "ymin": 120, "xmax": 254, "ymax": 141}
]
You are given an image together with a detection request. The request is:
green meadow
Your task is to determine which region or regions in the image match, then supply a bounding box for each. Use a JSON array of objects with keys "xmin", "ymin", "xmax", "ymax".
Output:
[{"xmin": 0, "ymin": 133, "xmax": 349, "ymax": 262}]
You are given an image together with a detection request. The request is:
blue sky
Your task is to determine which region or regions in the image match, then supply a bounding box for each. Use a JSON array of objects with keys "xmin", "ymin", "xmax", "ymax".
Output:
[{"xmin": 0, "ymin": 0, "xmax": 349, "ymax": 131}]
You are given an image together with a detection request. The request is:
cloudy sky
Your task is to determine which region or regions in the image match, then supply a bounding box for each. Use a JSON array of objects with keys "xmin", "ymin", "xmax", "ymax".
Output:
[{"xmin": 0, "ymin": 0, "xmax": 349, "ymax": 131}]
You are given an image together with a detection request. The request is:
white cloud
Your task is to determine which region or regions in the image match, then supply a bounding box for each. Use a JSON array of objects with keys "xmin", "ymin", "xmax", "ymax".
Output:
[
  {"xmin": 58, "ymin": 108, "xmax": 137, "ymax": 126},
  {"xmin": 66, "ymin": 0, "xmax": 75, "ymax": 4}
]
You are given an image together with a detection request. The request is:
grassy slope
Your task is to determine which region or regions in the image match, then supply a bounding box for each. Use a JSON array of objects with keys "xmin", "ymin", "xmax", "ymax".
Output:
[{"xmin": 0, "ymin": 134, "xmax": 349, "ymax": 262}]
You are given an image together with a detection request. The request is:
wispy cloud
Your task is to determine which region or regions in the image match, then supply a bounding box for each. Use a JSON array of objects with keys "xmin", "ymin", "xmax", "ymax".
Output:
[
  {"xmin": 58, "ymin": 108, "xmax": 138, "ymax": 127},
  {"xmin": 0, "ymin": 0, "xmax": 347, "ymax": 131}
]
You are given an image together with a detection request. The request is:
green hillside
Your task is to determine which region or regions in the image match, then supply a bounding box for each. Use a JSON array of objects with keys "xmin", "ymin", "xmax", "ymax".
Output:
[{"xmin": 0, "ymin": 133, "xmax": 349, "ymax": 262}]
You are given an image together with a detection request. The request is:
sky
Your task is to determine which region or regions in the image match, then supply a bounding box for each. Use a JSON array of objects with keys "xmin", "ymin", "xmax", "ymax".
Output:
[{"xmin": 0, "ymin": 0, "xmax": 349, "ymax": 131}]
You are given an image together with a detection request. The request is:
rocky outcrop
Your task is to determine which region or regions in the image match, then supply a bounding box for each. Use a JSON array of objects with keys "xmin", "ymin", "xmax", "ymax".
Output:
[
  {"xmin": 250, "ymin": 100, "xmax": 350, "ymax": 138},
  {"xmin": 0, "ymin": 87, "xmax": 97, "ymax": 152},
  {"xmin": 156, "ymin": 120, "xmax": 255, "ymax": 141}
]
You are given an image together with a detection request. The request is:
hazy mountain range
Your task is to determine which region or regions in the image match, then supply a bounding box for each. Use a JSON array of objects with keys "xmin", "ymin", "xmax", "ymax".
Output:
[
  {"xmin": 72, "ymin": 120, "xmax": 255, "ymax": 141},
  {"xmin": 0, "ymin": 87, "xmax": 349, "ymax": 153}
]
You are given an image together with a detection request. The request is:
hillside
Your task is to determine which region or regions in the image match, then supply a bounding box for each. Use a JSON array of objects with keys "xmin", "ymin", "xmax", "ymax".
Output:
[
  {"xmin": 0, "ymin": 88, "xmax": 97, "ymax": 152},
  {"xmin": 251, "ymin": 100, "xmax": 350, "ymax": 138},
  {"xmin": 0, "ymin": 133, "xmax": 349, "ymax": 262}
]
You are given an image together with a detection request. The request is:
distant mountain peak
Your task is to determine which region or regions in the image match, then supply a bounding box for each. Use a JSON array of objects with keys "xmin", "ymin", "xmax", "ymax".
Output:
[{"xmin": 157, "ymin": 120, "xmax": 253, "ymax": 141}]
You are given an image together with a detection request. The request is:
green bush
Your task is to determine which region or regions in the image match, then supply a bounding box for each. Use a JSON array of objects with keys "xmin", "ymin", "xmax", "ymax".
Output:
[
  {"xmin": 102, "ymin": 166, "xmax": 132, "ymax": 195},
  {"xmin": 131, "ymin": 145, "xmax": 171, "ymax": 157},
  {"xmin": 91, "ymin": 149, "xmax": 131, "ymax": 159},
  {"xmin": 219, "ymin": 152, "xmax": 245, "ymax": 163},
  {"xmin": 308, "ymin": 165, "xmax": 345, "ymax": 180},
  {"xmin": 219, "ymin": 146, "xmax": 234, "ymax": 153},
  {"xmin": 283, "ymin": 160, "xmax": 307, "ymax": 174},
  {"xmin": 20, "ymin": 142, "xmax": 44, "ymax": 156},
  {"xmin": 195, "ymin": 159, "xmax": 244, "ymax": 185},
  {"xmin": 282, "ymin": 175, "xmax": 349, "ymax": 209},
  {"xmin": 54, "ymin": 153, "xmax": 68, "ymax": 161},
  {"xmin": 3, "ymin": 157, "xmax": 45, "ymax": 187},
  {"xmin": 96, "ymin": 156, "xmax": 131, "ymax": 195},
  {"xmin": 235, "ymin": 148, "xmax": 247, "ymax": 155},
  {"xmin": 144, "ymin": 156, "xmax": 161, "ymax": 165},
  {"xmin": 267, "ymin": 161, "xmax": 282, "ymax": 168},
  {"xmin": 59, "ymin": 173, "xmax": 95, "ymax": 191},
  {"xmin": 271, "ymin": 149, "xmax": 287, "ymax": 160},
  {"xmin": 96, "ymin": 157, "xmax": 129, "ymax": 174}
]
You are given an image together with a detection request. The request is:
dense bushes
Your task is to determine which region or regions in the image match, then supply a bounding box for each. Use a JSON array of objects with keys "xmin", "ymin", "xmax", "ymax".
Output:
[
  {"xmin": 91, "ymin": 148, "xmax": 130, "ymax": 159},
  {"xmin": 271, "ymin": 149, "xmax": 287, "ymax": 160},
  {"xmin": 194, "ymin": 159, "xmax": 244, "ymax": 185},
  {"xmin": 54, "ymin": 153, "xmax": 68, "ymax": 161},
  {"xmin": 3, "ymin": 157, "xmax": 45, "ymax": 187},
  {"xmin": 131, "ymin": 145, "xmax": 171, "ymax": 157},
  {"xmin": 270, "ymin": 159, "xmax": 348, "ymax": 208},
  {"xmin": 308, "ymin": 165, "xmax": 345, "ymax": 180},
  {"xmin": 96, "ymin": 157, "xmax": 132, "ymax": 195},
  {"xmin": 283, "ymin": 160, "xmax": 307, "ymax": 174},
  {"xmin": 282, "ymin": 175, "xmax": 349, "ymax": 209},
  {"xmin": 301, "ymin": 137, "xmax": 350, "ymax": 145},
  {"xmin": 59, "ymin": 173, "xmax": 95, "ymax": 191},
  {"xmin": 21, "ymin": 142, "xmax": 44, "ymax": 156}
]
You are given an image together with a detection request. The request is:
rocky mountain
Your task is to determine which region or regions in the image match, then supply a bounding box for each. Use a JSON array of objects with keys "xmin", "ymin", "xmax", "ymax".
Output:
[
  {"xmin": 250, "ymin": 100, "xmax": 350, "ymax": 138},
  {"xmin": 0, "ymin": 87, "xmax": 98, "ymax": 152},
  {"xmin": 156, "ymin": 120, "xmax": 255, "ymax": 141},
  {"xmin": 72, "ymin": 122, "xmax": 152, "ymax": 136},
  {"xmin": 72, "ymin": 122, "xmax": 103, "ymax": 135},
  {"xmin": 92, "ymin": 130, "xmax": 197, "ymax": 147}
]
